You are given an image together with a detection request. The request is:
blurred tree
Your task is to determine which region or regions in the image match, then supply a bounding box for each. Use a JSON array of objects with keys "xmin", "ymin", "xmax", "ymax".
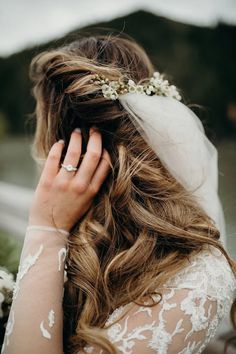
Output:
[
  {"xmin": 0, "ymin": 112, "xmax": 9, "ymax": 138},
  {"xmin": 0, "ymin": 10, "xmax": 235, "ymax": 140}
]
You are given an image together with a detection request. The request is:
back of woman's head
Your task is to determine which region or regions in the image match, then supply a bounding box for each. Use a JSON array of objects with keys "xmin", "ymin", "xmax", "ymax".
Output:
[
  {"xmin": 30, "ymin": 34, "xmax": 154, "ymax": 162},
  {"xmin": 29, "ymin": 34, "xmax": 235, "ymax": 354}
]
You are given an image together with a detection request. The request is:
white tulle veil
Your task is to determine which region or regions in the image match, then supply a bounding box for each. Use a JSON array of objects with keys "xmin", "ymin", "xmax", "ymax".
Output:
[{"xmin": 119, "ymin": 93, "xmax": 226, "ymax": 247}]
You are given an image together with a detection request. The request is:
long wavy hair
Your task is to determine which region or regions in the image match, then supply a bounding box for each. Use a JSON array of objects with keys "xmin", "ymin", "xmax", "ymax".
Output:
[{"xmin": 29, "ymin": 33, "xmax": 236, "ymax": 353}]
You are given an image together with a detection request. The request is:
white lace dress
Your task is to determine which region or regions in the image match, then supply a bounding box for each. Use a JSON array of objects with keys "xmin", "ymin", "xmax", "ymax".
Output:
[{"xmin": 1, "ymin": 228, "xmax": 236, "ymax": 354}]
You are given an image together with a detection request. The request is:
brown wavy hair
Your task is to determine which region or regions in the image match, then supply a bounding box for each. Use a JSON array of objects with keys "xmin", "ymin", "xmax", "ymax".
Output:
[{"xmin": 29, "ymin": 33, "xmax": 236, "ymax": 353}]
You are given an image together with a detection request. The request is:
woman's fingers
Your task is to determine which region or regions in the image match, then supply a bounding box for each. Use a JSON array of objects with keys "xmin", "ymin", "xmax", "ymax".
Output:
[
  {"xmin": 30, "ymin": 127, "xmax": 112, "ymax": 230},
  {"xmin": 38, "ymin": 126, "xmax": 111, "ymax": 199},
  {"xmin": 73, "ymin": 128, "xmax": 102, "ymax": 189},
  {"xmin": 90, "ymin": 148, "xmax": 112, "ymax": 194},
  {"xmin": 59, "ymin": 128, "xmax": 82, "ymax": 179},
  {"xmin": 39, "ymin": 140, "xmax": 64, "ymax": 187}
]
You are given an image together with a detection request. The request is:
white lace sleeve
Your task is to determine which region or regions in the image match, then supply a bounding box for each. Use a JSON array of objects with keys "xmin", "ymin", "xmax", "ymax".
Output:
[
  {"xmin": 1, "ymin": 227, "xmax": 68, "ymax": 354},
  {"xmin": 83, "ymin": 246, "xmax": 236, "ymax": 354}
]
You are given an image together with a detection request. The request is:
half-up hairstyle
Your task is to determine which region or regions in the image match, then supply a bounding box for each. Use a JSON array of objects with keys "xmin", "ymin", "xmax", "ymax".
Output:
[{"xmin": 29, "ymin": 33, "xmax": 236, "ymax": 354}]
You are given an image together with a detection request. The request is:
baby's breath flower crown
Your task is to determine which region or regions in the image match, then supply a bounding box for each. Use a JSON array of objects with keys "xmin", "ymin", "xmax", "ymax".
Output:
[{"xmin": 90, "ymin": 71, "xmax": 182, "ymax": 101}]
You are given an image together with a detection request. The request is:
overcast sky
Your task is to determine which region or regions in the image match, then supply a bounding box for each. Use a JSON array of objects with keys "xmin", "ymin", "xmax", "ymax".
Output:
[{"xmin": 1, "ymin": 0, "xmax": 236, "ymax": 57}]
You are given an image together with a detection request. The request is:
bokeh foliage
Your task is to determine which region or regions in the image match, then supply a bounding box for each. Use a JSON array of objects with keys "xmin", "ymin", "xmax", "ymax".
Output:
[{"xmin": 0, "ymin": 230, "xmax": 22, "ymax": 277}]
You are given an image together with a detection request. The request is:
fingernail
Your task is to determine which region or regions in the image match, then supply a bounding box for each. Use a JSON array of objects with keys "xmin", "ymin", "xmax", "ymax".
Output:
[
  {"xmin": 58, "ymin": 139, "xmax": 64, "ymax": 144},
  {"xmin": 90, "ymin": 126, "xmax": 98, "ymax": 135},
  {"xmin": 74, "ymin": 127, "xmax": 81, "ymax": 133}
]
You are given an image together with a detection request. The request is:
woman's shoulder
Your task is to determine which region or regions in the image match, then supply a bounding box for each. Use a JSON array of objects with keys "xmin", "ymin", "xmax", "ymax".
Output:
[{"xmin": 163, "ymin": 244, "xmax": 236, "ymax": 303}]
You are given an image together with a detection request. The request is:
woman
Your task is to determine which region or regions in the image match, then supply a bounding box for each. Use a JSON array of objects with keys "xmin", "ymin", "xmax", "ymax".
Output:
[{"xmin": 1, "ymin": 34, "xmax": 236, "ymax": 354}]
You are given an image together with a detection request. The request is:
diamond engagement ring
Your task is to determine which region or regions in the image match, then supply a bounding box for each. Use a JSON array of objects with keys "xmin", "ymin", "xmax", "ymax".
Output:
[{"xmin": 61, "ymin": 163, "xmax": 78, "ymax": 172}]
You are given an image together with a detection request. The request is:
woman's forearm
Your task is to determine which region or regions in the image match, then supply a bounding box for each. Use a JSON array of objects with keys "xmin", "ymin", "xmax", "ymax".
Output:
[
  {"xmin": 1, "ymin": 227, "xmax": 68, "ymax": 354},
  {"xmin": 1, "ymin": 127, "xmax": 111, "ymax": 354}
]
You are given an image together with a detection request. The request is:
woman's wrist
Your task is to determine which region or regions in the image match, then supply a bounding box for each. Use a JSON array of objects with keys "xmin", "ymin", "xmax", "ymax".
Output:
[
  {"xmin": 26, "ymin": 224, "xmax": 70, "ymax": 236},
  {"xmin": 28, "ymin": 215, "xmax": 71, "ymax": 234}
]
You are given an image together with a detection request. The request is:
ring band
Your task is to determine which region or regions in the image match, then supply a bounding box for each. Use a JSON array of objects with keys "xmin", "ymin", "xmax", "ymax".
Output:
[{"xmin": 61, "ymin": 163, "xmax": 78, "ymax": 172}]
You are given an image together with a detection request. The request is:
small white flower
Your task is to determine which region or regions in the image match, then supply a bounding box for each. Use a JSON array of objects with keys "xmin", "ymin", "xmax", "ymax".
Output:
[
  {"xmin": 150, "ymin": 77, "xmax": 162, "ymax": 87},
  {"xmin": 109, "ymin": 81, "xmax": 119, "ymax": 90},
  {"xmin": 104, "ymin": 88, "xmax": 118, "ymax": 100},
  {"xmin": 101, "ymin": 84, "xmax": 109, "ymax": 90},
  {"xmin": 128, "ymin": 85, "xmax": 137, "ymax": 93},
  {"xmin": 136, "ymin": 85, "xmax": 144, "ymax": 93},
  {"xmin": 176, "ymin": 93, "xmax": 182, "ymax": 101},
  {"xmin": 166, "ymin": 85, "xmax": 182, "ymax": 100},
  {"xmin": 163, "ymin": 87, "xmax": 170, "ymax": 96},
  {"xmin": 0, "ymin": 268, "xmax": 15, "ymax": 318},
  {"xmin": 0, "ymin": 269, "xmax": 14, "ymax": 289},
  {"xmin": 101, "ymin": 80, "xmax": 120, "ymax": 100},
  {"xmin": 110, "ymin": 93, "xmax": 118, "ymax": 100},
  {"xmin": 128, "ymin": 79, "xmax": 135, "ymax": 86},
  {"xmin": 146, "ymin": 85, "xmax": 156, "ymax": 95},
  {"xmin": 153, "ymin": 72, "xmax": 161, "ymax": 79},
  {"xmin": 104, "ymin": 92, "xmax": 111, "ymax": 99},
  {"xmin": 127, "ymin": 78, "xmax": 138, "ymax": 94},
  {"xmin": 150, "ymin": 77, "xmax": 155, "ymax": 85}
]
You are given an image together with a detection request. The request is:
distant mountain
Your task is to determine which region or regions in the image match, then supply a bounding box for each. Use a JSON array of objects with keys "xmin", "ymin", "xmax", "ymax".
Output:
[{"xmin": 0, "ymin": 10, "xmax": 235, "ymax": 139}]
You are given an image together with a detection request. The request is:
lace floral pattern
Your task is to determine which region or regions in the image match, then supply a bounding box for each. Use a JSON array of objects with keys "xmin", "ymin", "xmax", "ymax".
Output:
[
  {"xmin": 12, "ymin": 244, "xmax": 44, "ymax": 301},
  {"xmin": 84, "ymin": 245, "xmax": 236, "ymax": 354}
]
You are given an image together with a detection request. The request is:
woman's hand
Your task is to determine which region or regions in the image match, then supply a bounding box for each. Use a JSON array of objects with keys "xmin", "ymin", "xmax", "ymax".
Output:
[{"xmin": 28, "ymin": 127, "xmax": 111, "ymax": 232}]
